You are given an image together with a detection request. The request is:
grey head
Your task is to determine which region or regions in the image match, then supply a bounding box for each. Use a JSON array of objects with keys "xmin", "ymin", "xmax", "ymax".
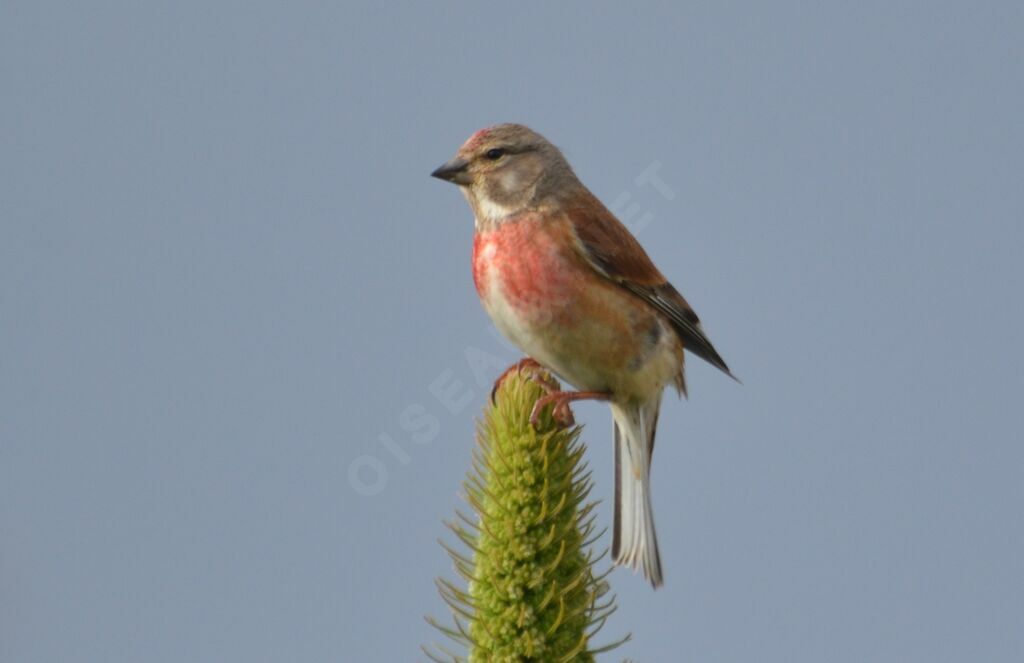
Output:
[{"xmin": 431, "ymin": 123, "xmax": 583, "ymax": 224}]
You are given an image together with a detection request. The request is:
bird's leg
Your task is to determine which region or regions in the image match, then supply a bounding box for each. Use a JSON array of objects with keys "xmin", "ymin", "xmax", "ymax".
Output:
[
  {"xmin": 490, "ymin": 357, "xmax": 560, "ymax": 403},
  {"xmin": 530, "ymin": 390, "xmax": 612, "ymax": 429}
]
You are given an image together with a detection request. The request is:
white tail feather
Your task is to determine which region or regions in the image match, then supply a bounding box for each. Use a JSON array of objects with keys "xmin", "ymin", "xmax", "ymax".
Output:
[{"xmin": 611, "ymin": 399, "xmax": 663, "ymax": 588}]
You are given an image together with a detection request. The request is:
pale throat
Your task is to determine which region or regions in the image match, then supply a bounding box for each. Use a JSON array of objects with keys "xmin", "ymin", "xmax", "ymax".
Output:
[
  {"xmin": 463, "ymin": 187, "xmax": 526, "ymax": 229},
  {"xmin": 469, "ymin": 167, "xmax": 541, "ymax": 226}
]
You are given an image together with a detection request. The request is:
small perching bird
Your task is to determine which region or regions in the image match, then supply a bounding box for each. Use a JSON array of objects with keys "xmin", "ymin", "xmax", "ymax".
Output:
[{"xmin": 431, "ymin": 124, "xmax": 736, "ymax": 588}]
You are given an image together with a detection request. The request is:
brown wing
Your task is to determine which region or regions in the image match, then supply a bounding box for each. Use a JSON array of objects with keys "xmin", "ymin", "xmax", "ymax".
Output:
[{"xmin": 566, "ymin": 197, "xmax": 736, "ymax": 380}]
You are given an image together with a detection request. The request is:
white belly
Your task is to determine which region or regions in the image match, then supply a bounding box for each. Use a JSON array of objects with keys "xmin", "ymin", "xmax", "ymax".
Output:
[{"xmin": 481, "ymin": 267, "xmax": 681, "ymax": 399}]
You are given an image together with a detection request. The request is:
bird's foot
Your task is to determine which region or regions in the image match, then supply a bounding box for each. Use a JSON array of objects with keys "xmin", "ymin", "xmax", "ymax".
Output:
[
  {"xmin": 490, "ymin": 358, "xmax": 559, "ymax": 404},
  {"xmin": 529, "ymin": 390, "xmax": 613, "ymax": 430}
]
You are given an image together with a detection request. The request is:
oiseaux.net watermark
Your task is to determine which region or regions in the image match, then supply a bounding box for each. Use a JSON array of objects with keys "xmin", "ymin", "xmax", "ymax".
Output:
[{"xmin": 347, "ymin": 161, "xmax": 676, "ymax": 496}]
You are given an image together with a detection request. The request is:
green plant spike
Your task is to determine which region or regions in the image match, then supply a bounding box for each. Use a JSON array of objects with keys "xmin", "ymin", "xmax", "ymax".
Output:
[{"xmin": 425, "ymin": 371, "xmax": 629, "ymax": 662}]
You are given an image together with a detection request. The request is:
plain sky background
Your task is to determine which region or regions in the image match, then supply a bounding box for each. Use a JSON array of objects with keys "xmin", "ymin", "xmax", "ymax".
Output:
[{"xmin": 2, "ymin": 2, "xmax": 1022, "ymax": 661}]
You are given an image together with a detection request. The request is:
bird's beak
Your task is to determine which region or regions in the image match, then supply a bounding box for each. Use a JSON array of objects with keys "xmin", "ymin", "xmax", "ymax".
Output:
[{"xmin": 430, "ymin": 157, "xmax": 470, "ymax": 185}]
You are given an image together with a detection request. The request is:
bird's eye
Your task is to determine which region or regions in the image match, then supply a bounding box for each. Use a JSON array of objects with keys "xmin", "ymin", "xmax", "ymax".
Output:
[{"xmin": 484, "ymin": 148, "xmax": 505, "ymax": 160}]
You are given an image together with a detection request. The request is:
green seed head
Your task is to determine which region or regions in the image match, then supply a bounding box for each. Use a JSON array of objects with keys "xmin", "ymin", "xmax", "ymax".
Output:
[{"xmin": 425, "ymin": 372, "xmax": 628, "ymax": 662}]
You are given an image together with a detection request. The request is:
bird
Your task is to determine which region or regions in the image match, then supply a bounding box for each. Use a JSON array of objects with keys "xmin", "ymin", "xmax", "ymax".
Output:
[{"xmin": 430, "ymin": 123, "xmax": 736, "ymax": 588}]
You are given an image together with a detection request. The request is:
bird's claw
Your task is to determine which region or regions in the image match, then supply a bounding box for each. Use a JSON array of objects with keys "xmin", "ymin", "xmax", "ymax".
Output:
[
  {"xmin": 490, "ymin": 358, "xmax": 559, "ymax": 404},
  {"xmin": 529, "ymin": 394, "xmax": 576, "ymax": 430}
]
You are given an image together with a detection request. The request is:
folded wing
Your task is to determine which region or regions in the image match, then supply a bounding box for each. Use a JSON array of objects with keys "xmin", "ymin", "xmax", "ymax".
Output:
[{"xmin": 566, "ymin": 196, "xmax": 736, "ymax": 380}]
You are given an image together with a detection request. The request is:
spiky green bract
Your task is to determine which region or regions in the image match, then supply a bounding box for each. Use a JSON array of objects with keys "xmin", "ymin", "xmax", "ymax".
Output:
[{"xmin": 425, "ymin": 373, "xmax": 627, "ymax": 663}]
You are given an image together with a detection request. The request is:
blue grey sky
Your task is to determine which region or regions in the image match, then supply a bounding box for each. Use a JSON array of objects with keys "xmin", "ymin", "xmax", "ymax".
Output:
[{"xmin": 2, "ymin": 2, "xmax": 1022, "ymax": 661}]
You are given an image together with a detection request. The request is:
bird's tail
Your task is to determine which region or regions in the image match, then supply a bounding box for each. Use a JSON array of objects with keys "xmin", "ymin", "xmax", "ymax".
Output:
[{"xmin": 611, "ymin": 397, "xmax": 663, "ymax": 588}]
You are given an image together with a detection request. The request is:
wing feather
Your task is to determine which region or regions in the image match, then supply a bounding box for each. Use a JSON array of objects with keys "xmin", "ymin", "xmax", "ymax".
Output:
[{"xmin": 566, "ymin": 197, "xmax": 736, "ymax": 380}]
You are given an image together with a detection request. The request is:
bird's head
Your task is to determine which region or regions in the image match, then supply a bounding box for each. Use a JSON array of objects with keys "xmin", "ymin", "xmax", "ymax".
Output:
[{"xmin": 431, "ymin": 123, "xmax": 579, "ymax": 224}]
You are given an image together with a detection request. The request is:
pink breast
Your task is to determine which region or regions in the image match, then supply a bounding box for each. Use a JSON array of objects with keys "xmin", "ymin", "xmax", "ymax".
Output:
[{"xmin": 472, "ymin": 220, "xmax": 574, "ymax": 316}]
